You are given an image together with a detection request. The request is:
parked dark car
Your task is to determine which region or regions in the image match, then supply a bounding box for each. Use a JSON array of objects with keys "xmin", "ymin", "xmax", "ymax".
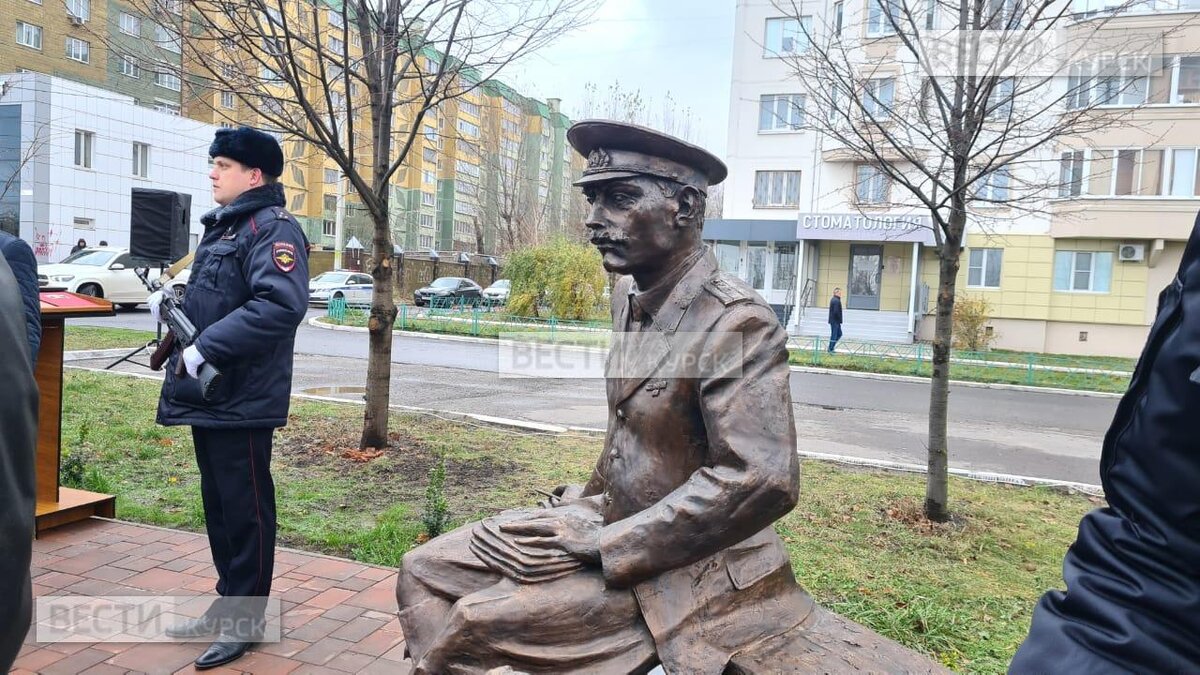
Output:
[{"xmin": 414, "ymin": 277, "xmax": 483, "ymax": 307}]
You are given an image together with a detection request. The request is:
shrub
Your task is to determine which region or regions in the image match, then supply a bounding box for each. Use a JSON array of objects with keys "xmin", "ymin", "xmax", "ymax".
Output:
[
  {"xmin": 953, "ymin": 295, "xmax": 997, "ymax": 352},
  {"xmin": 506, "ymin": 238, "xmax": 606, "ymax": 320},
  {"xmin": 422, "ymin": 456, "xmax": 451, "ymax": 539}
]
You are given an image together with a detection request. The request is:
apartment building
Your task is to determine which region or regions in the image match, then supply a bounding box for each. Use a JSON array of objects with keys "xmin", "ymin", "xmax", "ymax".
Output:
[{"xmin": 712, "ymin": 0, "xmax": 1200, "ymax": 356}]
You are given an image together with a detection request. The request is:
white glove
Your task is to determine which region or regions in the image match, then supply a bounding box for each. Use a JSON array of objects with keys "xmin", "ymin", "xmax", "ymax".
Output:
[
  {"xmin": 182, "ymin": 345, "xmax": 205, "ymax": 379},
  {"xmin": 148, "ymin": 290, "xmax": 167, "ymax": 324}
]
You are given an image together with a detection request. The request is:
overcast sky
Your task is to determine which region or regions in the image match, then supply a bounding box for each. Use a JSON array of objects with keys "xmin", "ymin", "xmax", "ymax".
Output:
[{"xmin": 505, "ymin": 0, "xmax": 737, "ymax": 156}]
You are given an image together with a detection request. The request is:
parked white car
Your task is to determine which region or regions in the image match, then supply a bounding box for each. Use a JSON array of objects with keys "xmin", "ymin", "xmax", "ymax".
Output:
[
  {"xmin": 308, "ymin": 270, "xmax": 374, "ymax": 307},
  {"xmin": 482, "ymin": 279, "xmax": 510, "ymax": 306},
  {"xmin": 38, "ymin": 247, "xmax": 156, "ymax": 309}
]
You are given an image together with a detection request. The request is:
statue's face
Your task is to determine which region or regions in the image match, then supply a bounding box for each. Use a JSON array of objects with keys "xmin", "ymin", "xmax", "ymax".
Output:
[{"xmin": 583, "ymin": 176, "xmax": 682, "ymax": 275}]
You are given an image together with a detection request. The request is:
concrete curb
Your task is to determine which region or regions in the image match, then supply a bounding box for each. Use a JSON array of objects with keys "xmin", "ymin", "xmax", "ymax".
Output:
[
  {"xmin": 65, "ymin": 366, "xmax": 1102, "ymax": 492},
  {"xmin": 308, "ymin": 316, "xmax": 1123, "ymax": 398},
  {"xmin": 64, "ymin": 347, "xmax": 152, "ymax": 362}
]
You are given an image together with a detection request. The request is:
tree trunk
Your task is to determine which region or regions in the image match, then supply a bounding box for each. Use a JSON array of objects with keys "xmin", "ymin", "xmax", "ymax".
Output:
[
  {"xmin": 361, "ymin": 213, "xmax": 398, "ymax": 449},
  {"xmin": 925, "ymin": 220, "xmax": 964, "ymax": 522}
]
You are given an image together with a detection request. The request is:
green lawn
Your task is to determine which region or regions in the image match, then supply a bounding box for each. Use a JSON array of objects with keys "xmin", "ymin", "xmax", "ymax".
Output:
[
  {"xmin": 61, "ymin": 369, "xmax": 1096, "ymax": 672},
  {"xmin": 64, "ymin": 325, "xmax": 158, "ymax": 351}
]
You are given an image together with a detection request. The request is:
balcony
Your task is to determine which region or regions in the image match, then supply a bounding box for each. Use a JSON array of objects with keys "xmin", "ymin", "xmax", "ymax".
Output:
[{"xmin": 1049, "ymin": 197, "xmax": 1200, "ymax": 240}]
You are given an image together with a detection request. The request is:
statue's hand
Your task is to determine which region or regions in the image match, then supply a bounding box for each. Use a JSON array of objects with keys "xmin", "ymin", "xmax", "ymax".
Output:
[{"xmin": 499, "ymin": 512, "xmax": 601, "ymax": 565}]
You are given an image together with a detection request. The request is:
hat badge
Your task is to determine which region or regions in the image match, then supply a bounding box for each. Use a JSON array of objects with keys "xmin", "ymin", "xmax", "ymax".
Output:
[{"xmin": 587, "ymin": 148, "xmax": 611, "ymax": 170}]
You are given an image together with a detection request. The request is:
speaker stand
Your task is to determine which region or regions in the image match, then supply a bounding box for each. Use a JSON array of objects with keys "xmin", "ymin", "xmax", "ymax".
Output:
[{"xmin": 105, "ymin": 264, "xmax": 166, "ymax": 372}]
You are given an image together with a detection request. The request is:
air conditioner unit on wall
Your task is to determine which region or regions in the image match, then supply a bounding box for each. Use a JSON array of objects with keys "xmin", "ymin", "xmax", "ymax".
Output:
[
  {"xmin": 1119, "ymin": 243, "xmax": 1145, "ymax": 262},
  {"xmin": 68, "ymin": 15, "xmax": 84, "ymax": 25}
]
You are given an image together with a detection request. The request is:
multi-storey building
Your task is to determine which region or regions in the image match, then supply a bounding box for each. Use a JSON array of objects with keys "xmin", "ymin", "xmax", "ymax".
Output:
[
  {"xmin": 2, "ymin": 0, "xmax": 582, "ymax": 258},
  {"xmin": 711, "ymin": 0, "xmax": 1200, "ymax": 356}
]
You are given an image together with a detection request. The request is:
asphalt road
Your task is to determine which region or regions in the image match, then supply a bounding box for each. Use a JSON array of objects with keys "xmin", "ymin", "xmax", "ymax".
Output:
[{"xmin": 76, "ymin": 307, "xmax": 1119, "ymax": 484}]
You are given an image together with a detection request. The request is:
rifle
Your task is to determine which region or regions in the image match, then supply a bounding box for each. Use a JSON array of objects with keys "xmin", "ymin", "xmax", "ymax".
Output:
[{"xmin": 137, "ymin": 255, "xmax": 224, "ymax": 403}]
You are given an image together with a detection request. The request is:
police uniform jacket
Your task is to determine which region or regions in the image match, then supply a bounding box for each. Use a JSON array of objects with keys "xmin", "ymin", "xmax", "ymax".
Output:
[
  {"xmin": 581, "ymin": 248, "xmax": 812, "ymax": 674},
  {"xmin": 1011, "ymin": 211, "xmax": 1200, "ymax": 673},
  {"xmin": 157, "ymin": 183, "xmax": 309, "ymax": 429}
]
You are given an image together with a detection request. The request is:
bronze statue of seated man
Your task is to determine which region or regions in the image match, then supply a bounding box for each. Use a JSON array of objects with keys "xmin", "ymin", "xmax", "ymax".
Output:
[{"xmin": 395, "ymin": 120, "xmax": 814, "ymax": 674}]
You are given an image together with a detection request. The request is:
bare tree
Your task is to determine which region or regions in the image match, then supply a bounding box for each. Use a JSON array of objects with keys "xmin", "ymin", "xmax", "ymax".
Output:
[
  {"xmin": 480, "ymin": 129, "xmax": 550, "ymax": 253},
  {"xmin": 777, "ymin": 0, "xmax": 1192, "ymax": 520},
  {"xmin": 575, "ymin": 81, "xmax": 701, "ymax": 142},
  {"xmin": 99, "ymin": 0, "xmax": 594, "ymax": 450},
  {"xmin": 0, "ymin": 118, "xmax": 51, "ymax": 231}
]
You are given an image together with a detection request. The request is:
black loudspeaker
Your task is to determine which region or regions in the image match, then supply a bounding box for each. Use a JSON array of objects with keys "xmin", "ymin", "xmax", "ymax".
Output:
[{"xmin": 129, "ymin": 188, "xmax": 191, "ymax": 266}]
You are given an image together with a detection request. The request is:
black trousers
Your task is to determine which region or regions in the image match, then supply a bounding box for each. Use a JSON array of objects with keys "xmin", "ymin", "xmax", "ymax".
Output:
[{"xmin": 192, "ymin": 427, "xmax": 276, "ymax": 623}]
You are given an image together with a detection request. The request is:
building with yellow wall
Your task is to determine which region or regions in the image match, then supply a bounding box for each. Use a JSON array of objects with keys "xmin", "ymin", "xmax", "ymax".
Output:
[{"xmin": 712, "ymin": 0, "xmax": 1200, "ymax": 357}]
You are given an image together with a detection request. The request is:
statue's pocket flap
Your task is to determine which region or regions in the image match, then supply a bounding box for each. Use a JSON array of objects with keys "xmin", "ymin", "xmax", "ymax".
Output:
[{"xmin": 725, "ymin": 539, "xmax": 787, "ymax": 590}]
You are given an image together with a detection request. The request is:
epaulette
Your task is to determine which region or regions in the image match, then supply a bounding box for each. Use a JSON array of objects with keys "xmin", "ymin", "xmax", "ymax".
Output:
[{"xmin": 703, "ymin": 273, "xmax": 753, "ymax": 306}]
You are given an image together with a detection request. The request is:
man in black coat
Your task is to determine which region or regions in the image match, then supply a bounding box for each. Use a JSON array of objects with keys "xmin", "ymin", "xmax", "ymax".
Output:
[
  {"xmin": 0, "ymin": 230, "xmax": 42, "ymax": 363},
  {"xmin": 828, "ymin": 287, "xmax": 843, "ymax": 353},
  {"xmin": 1011, "ymin": 210, "xmax": 1200, "ymax": 673},
  {"xmin": 0, "ymin": 248, "xmax": 39, "ymax": 672},
  {"xmin": 152, "ymin": 127, "xmax": 309, "ymax": 670}
]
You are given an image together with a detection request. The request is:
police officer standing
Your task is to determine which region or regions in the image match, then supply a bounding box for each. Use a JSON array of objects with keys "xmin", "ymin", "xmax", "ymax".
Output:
[{"xmin": 151, "ymin": 126, "xmax": 309, "ymax": 670}]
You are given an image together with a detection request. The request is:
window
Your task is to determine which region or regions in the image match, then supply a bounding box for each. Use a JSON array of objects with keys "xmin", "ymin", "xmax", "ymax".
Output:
[
  {"xmin": 119, "ymin": 12, "xmax": 140, "ymax": 36},
  {"xmin": 221, "ymin": 90, "xmax": 235, "ymax": 108},
  {"xmin": 154, "ymin": 68, "xmax": 181, "ymax": 91},
  {"xmin": 855, "ymin": 165, "xmax": 889, "ymax": 204},
  {"xmin": 868, "ymin": 0, "xmax": 901, "ymax": 35},
  {"xmin": 864, "ymin": 79, "xmax": 895, "ymax": 120},
  {"xmin": 74, "ymin": 130, "xmax": 93, "ymax": 168},
  {"xmin": 457, "ymin": 119, "xmax": 480, "ymax": 138},
  {"xmin": 502, "ymin": 119, "xmax": 521, "ymax": 135},
  {"xmin": 423, "ymin": 147, "xmax": 436, "ymax": 162},
  {"xmin": 1167, "ymin": 148, "xmax": 1199, "ymax": 196},
  {"xmin": 352, "ymin": 32, "xmax": 361, "ymax": 48},
  {"xmin": 323, "ymin": 219, "xmax": 336, "ymax": 236},
  {"xmin": 328, "ymin": 36, "xmax": 345, "ymax": 56},
  {"xmin": 713, "ymin": 241, "xmax": 740, "ymax": 274},
  {"xmin": 324, "ymin": 168, "xmax": 339, "ymax": 184},
  {"xmin": 1054, "ymin": 250, "xmax": 1113, "ymax": 292},
  {"xmin": 457, "ymin": 182, "xmax": 477, "ymax": 197},
  {"xmin": 1059, "ymin": 150, "xmax": 1085, "ymax": 197},
  {"xmin": 423, "ymin": 125, "xmax": 436, "ymax": 142},
  {"xmin": 1112, "ymin": 149, "xmax": 1140, "ymax": 195},
  {"xmin": 759, "ymin": 94, "xmax": 805, "ymax": 131},
  {"xmin": 772, "ymin": 244, "xmax": 797, "ymax": 290},
  {"xmin": 73, "ymin": 217, "xmax": 94, "ymax": 231},
  {"xmin": 159, "ymin": 0, "xmax": 182, "ymax": 14},
  {"xmin": 753, "ymin": 170, "xmax": 801, "ymax": 207},
  {"xmin": 976, "ymin": 169, "xmax": 1010, "ymax": 202},
  {"xmin": 455, "ymin": 159, "xmax": 480, "ymax": 178},
  {"xmin": 764, "ymin": 17, "xmax": 810, "ymax": 56},
  {"xmin": 989, "ymin": 77, "xmax": 1015, "ymax": 116},
  {"xmin": 422, "ymin": 170, "xmax": 435, "ymax": 185},
  {"xmin": 1173, "ymin": 56, "xmax": 1200, "ymax": 104},
  {"xmin": 66, "ymin": 37, "xmax": 90, "ymax": 63},
  {"xmin": 833, "ymin": 2, "xmax": 844, "ymax": 36},
  {"xmin": 67, "ymin": 0, "xmax": 89, "ymax": 22},
  {"xmin": 1066, "ymin": 64, "xmax": 1092, "ymax": 110},
  {"xmin": 323, "ymin": 194, "xmax": 337, "ymax": 211},
  {"xmin": 420, "ymin": 214, "xmax": 435, "ymax": 228},
  {"xmin": 119, "ymin": 55, "xmax": 140, "ymax": 78},
  {"xmin": 421, "ymin": 191, "xmax": 435, "ymax": 207},
  {"xmin": 262, "ymin": 65, "xmax": 282, "ymax": 84},
  {"xmin": 503, "ymin": 99, "xmax": 522, "ymax": 115},
  {"xmin": 328, "ymin": 7, "xmax": 345, "ymax": 28},
  {"xmin": 1096, "ymin": 73, "xmax": 1148, "ymax": 106},
  {"xmin": 926, "ymin": 0, "xmax": 937, "ymax": 28},
  {"xmin": 132, "ymin": 142, "xmax": 150, "ymax": 177},
  {"xmin": 153, "ymin": 100, "xmax": 180, "ymax": 115},
  {"xmin": 459, "ymin": 101, "xmax": 481, "ymax": 117},
  {"xmin": 420, "ymin": 235, "xmax": 434, "ymax": 249},
  {"xmin": 16, "ymin": 22, "xmax": 42, "ymax": 49},
  {"xmin": 154, "ymin": 24, "xmax": 180, "ymax": 53},
  {"xmin": 968, "ymin": 248, "xmax": 1003, "ymax": 288}
]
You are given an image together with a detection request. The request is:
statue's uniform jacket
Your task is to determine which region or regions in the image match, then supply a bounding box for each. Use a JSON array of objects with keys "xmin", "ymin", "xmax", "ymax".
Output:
[
  {"xmin": 1011, "ymin": 211, "xmax": 1200, "ymax": 674},
  {"xmin": 583, "ymin": 249, "xmax": 813, "ymax": 673}
]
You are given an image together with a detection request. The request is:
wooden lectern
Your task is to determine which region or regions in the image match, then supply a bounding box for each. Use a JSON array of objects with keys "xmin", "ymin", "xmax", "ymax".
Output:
[{"xmin": 36, "ymin": 292, "xmax": 118, "ymax": 533}]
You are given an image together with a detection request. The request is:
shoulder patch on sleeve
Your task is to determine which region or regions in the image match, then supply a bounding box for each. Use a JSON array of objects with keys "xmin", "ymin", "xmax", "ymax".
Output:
[
  {"xmin": 703, "ymin": 273, "xmax": 753, "ymax": 306},
  {"xmin": 272, "ymin": 241, "xmax": 297, "ymax": 272}
]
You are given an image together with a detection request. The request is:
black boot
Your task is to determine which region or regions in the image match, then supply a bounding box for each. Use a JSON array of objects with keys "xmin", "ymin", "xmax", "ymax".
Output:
[
  {"xmin": 194, "ymin": 633, "xmax": 253, "ymax": 669},
  {"xmin": 164, "ymin": 615, "xmax": 219, "ymax": 639}
]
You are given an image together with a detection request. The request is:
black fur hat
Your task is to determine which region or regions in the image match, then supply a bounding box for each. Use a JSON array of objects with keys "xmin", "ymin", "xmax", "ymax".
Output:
[{"xmin": 209, "ymin": 126, "xmax": 284, "ymax": 178}]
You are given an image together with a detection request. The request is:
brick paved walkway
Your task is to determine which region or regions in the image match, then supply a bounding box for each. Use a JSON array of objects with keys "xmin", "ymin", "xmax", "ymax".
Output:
[{"xmin": 13, "ymin": 518, "xmax": 411, "ymax": 674}]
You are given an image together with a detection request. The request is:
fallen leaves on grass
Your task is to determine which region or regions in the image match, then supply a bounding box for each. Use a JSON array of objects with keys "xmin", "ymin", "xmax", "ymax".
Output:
[{"xmin": 340, "ymin": 447, "xmax": 385, "ymax": 463}]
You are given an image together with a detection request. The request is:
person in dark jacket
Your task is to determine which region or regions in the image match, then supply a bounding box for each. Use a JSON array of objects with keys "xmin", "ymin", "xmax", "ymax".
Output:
[
  {"xmin": 152, "ymin": 127, "xmax": 309, "ymax": 670},
  {"xmin": 0, "ymin": 231, "xmax": 42, "ymax": 363},
  {"xmin": 828, "ymin": 287, "xmax": 843, "ymax": 353},
  {"xmin": 1010, "ymin": 210, "xmax": 1200, "ymax": 674},
  {"xmin": 0, "ymin": 249, "xmax": 39, "ymax": 672},
  {"xmin": 69, "ymin": 238, "xmax": 86, "ymax": 255}
]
